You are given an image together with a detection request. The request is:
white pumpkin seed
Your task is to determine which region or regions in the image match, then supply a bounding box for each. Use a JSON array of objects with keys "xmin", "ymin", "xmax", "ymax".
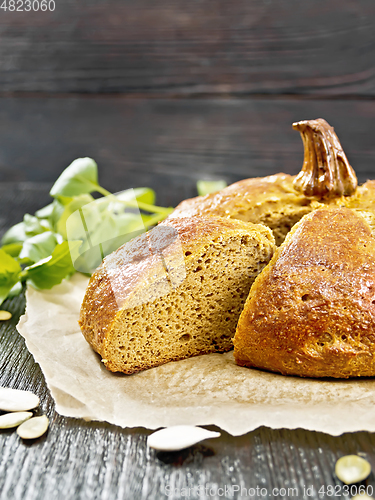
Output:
[
  {"xmin": 147, "ymin": 425, "xmax": 221, "ymax": 451},
  {"xmin": 351, "ymin": 494, "xmax": 375, "ymax": 500},
  {"xmin": 17, "ymin": 415, "xmax": 49, "ymax": 440},
  {"xmin": 0, "ymin": 310, "xmax": 12, "ymax": 321},
  {"xmin": 0, "ymin": 411, "xmax": 33, "ymax": 429},
  {"xmin": 0, "ymin": 387, "xmax": 39, "ymax": 412},
  {"xmin": 335, "ymin": 455, "xmax": 371, "ymax": 484}
]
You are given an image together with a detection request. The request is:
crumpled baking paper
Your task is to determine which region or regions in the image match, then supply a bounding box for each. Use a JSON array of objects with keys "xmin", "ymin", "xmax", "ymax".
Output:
[{"xmin": 17, "ymin": 273, "xmax": 375, "ymax": 436}]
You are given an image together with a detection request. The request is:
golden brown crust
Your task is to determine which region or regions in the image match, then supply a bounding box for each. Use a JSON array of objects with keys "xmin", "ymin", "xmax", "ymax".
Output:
[
  {"xmin": 161, "ymin": 214, "xmax": 273, "ymax": 246},
  {"xmin": 169, "ymin": 173, "xmax": 319, "ymax": 245},
  {"xmin": 346, "ymin": 180, "xmax": 375, "ymax": 212},
  {"xmin": 171, "ymin": 173, "xmax": 300, "ymax": 219},
  {"xmin": 234, "ymin": 207, "xmax": 375, "ymax": 378},
  {"xmin": 79, "ymin": 215, "xmax": 274, "ymax": 368},
  {"xmin": 79, "ymin": 262, "xmax": 118, "ymax": 354},
  {"xmin": 292, "ymin": 119, "xmax": 357, "ymax": 199}
]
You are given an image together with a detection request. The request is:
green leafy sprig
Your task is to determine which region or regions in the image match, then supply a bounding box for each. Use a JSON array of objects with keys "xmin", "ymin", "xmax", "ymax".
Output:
[
  {"xmin": 0, "ymin": 158, "xmax": 173, "ymax": 305},
  {"xmin": 0, "ymin": 157, "xmax": 228, "ymax": 307}
]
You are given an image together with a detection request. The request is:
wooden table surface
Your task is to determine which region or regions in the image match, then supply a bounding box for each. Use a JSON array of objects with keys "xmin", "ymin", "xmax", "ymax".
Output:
[{"xmin": 1, "ymin": 1, "xmax": 375, "ymax": 498}]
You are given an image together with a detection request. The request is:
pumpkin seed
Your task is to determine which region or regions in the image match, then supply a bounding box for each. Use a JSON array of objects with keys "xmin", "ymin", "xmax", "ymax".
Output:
[
  {"xmin": 0, "ymin": 387, "xmax": 39, "ymax": 412},
  {"xmin": 147, "ymin": 425, "xmax": 221, "ymax": 451},
  {"xmin": 335, "ymin": 455, "xmax": 371, "ymax": 484},
  {"xmin": 0, "ymin": 310, "xmax": 12, "ymax": 321},
  {"xmin": 16, "ymin": 415, "xmax": 49, "ymax": 440},
  {"xmin": 0, "ymin": 411, "xmax": 33, "ymax": 429}
]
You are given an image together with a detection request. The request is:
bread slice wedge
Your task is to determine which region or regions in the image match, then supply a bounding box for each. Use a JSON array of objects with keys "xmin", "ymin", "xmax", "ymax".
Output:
[
  {"xmin": 234, "ymin": 207, "xmax": 375, "ymax": 378},
  {"xmin": 79, "ymin": 216, "xmax": 275, "ymax": 374}
]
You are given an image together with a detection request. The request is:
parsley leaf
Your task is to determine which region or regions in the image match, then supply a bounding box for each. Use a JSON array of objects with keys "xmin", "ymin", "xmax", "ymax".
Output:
[
  {"xmin": 0, "ymin": 249, "xmax": 22, "ymax": 305},
  {"xmin": 24, "ymin": 241, "xmax": 78, "ymax": 290},
  {"xmin": 18, "ymin": 231, "xmax": 62, "ymax": 264},
  {"xmin": 50, "ymin": 158, "xmax": 101, "ymax": 197}
]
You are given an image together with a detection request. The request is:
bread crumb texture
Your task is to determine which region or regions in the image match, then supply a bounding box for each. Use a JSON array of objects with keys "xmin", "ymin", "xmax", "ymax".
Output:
[
  {"xmin": 234, "ymin": 207, "xmax": 375, "ymax": 378},
  {"xmin": 79, "ymin": 216, "xmax": 275, "ymax": 374}
]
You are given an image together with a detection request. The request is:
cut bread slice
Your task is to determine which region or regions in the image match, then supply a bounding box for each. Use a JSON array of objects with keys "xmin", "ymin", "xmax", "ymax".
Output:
[
  {"xmin": 234, "ymin": 207, "xmax": 375, "ymax": 378},
  {"xmin": 79, "ymin": 216, "xmax": 275, "ymax": 374}
]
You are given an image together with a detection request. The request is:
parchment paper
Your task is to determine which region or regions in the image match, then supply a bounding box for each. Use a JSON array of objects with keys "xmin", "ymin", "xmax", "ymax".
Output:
[{"xmin": 17, "ymin": 273, "xmax": 375, "ymax": 436}]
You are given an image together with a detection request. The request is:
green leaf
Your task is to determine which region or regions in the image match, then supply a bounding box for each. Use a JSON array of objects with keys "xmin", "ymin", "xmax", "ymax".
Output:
[
  {"xmin": 134, "ymin": 187, "xmax": 156, "ymax": 205},
  {"xmin": 7, "ymin": 281, "xmax": 22, "ymax": 298},
  {"xmin": 35, "ymin": 202, "xmax": 55, "ymax": 219},
  {"xmin": 23, "ymin": 214, "xmax": 51, "ymax": 235},
  {"xmin": 1, "ymin": 214, "xmax": 50, "ymax": 245},
  {"xmin": 1, "ymin": 222, "xmax": 27, "ymax": 245},
  {"xmin": 113, "ymin": 212, "xmax": 145, "ymax": 234},
  {"xmin": 56, "ymin": 195, "xmax": 75, "ymax": 206},
  {"xmin": 65, "ymin": 196, "xmax": 147, "ymax": 273},
  {"xmin": 116, "ymin": 187, "xmax": 156, "ymax": 206},
  {"xmin": 89, "ymin": 211, "xmax": 118, "ymax": 248},
  {"xmin": 109, "ymin": 188, "xmax": 171, "ymax": 216},
  {"xmin": 0, "ymin": 249, "xmax": 22, "ymax": 305},
  {"xmin": 73, "ymin": 210, "xmax": 119, "ymax": 271},
  {"xmin": 50, "ymin": 158, "xmax": 100, "ymax": 197},
  {"xmin": 1, "ymin": 243, "xmax": 23, "ymax": 258},
  {"xmin": 99, "ymin": 212, "xmax": 144, "ymax": 256},
  {"xmin": 17, "ymin": 257, "xmax": 34, "ymax": 267},
  {"xmin": 18, "ymin": 231, "xmax": 60, "ymax": 264},
  {"xmin": 57, "ymin": 194, "xmax": 95, "ymax": 240},
  {"xmin": 197, "ymin": 180, "xmax": 227, "ymax": 196},
  {"xmin": 141, "ymin": 212, "xmax": 169, "ymax": 229},
  {"xmin": 24, "ymin": 241, "xmax": 78, "ymax": 290},
  {"xmin": 36, "ymin": 199, "xmax": 69, "ymax": 233}
]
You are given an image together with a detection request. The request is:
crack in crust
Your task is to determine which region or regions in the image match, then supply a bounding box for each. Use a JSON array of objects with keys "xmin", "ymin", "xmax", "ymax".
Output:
[{"xmin": 293, "ymin": 118, "xmax": 357, "ymax": 199}]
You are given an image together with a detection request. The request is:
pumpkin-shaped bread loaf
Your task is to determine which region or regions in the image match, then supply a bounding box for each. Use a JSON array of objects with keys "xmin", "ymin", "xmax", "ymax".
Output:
[
  {"xmin": 80, "ymin": 118, "xmax": 375, "ymax": 377},
  {"xmin": 234, "ymin": 207, "xmax": 375, "ymax": 378}
]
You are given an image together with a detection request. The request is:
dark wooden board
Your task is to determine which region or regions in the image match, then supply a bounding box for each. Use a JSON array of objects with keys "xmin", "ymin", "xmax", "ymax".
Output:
[
  {"xmin": 1, "ymin": 184, "xmax": 375, "ymax": 500},
  {"xmin": 0, "ymin": 0, "xmax": 374, "ymax": 96},
  {"xmin": 0, "ymin": 96, "xmax": 375, "ymax": 209}
]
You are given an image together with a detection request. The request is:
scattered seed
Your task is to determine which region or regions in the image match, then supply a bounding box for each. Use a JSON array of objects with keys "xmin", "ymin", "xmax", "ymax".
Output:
[
  {"xmin": 0, "ymin": 310, "xmax": 12, "ymax": 321},
  {"xmin": 147, "ymin": 425, "xmax": 221, "ymax": 451},
  {"xmin": 0, "ymin": 387, "xmax": 40, "ymax": 412},
  {"xmin": 17, "ymin": 415, "xmax": 49, "ymax": 440},
  {"xmin": 335, "ymin": 455, "xmax": 371, "ymax": 484},
  {"xmin": 0, "ymin": 412, "xmax": 33, "ymax": 429}
]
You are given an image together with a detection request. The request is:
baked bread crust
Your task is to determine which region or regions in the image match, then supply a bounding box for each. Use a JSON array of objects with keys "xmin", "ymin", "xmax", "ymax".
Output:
[
  {"xmin": 79, "ymin": 216, "xmax": 275, "ymax": 373},
  {"xmin": 170, "ymin": 171, "xmax": 370, "ymax": 246},
  {"xmin": 346, "ymin": 180, "xmax": 375, "ymax": 212},
  {"xmin": 170, "ymin": 173, "xmax": 317, "ymax": 245},
  {"xmin": 234, "ymin": 207, "xmax": 375, "ymax": 378}
]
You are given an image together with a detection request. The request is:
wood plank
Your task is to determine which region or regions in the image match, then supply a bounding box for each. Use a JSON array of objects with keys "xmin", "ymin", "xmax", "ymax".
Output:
[
  {"xmin": 0, "ymin": 0, "xmax": 374, "ymax": 95},
  {"xmin": 1, "ymin": 97, "xmax": 375, "ymax": 210}
]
